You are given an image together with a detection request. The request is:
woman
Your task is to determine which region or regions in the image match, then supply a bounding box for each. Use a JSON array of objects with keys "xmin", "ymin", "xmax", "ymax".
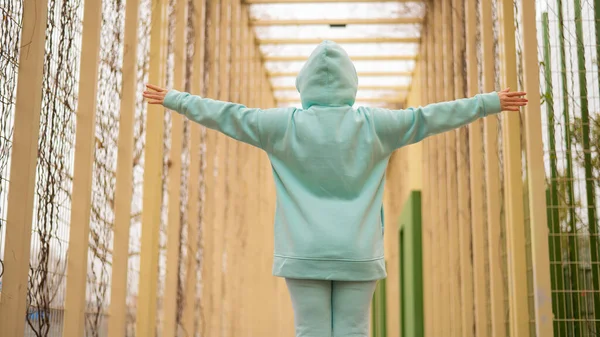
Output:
[{"xmin": 144, "ymin": 40, "xmax": 527, "ymax": 337}]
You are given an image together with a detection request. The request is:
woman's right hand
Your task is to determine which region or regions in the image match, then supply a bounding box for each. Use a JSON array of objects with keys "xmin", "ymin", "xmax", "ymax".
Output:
[
  {"xmin": 143, "ymin": 84, "xmax": 168, "ymax": 105},
  {"xmin": 498, "ymin": 88, "xmax": 528, "ymax": 111}
]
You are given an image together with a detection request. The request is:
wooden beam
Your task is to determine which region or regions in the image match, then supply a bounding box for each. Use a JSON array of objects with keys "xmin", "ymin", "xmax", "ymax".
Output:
[
  {"xmin": 179, "ymin": 1, "xmax": 205, "ymax": 336},
  {"xmin": 422, "ymin": 7, "xmax": 433, "ymax": 336},
  {"xmin": 465, "ymin": 0, "xmax": 488, "ymax": 335},
  {"xmin": 0, "ymin": 2, "xmax": 49, "ymax": 336},
  {"xmin": 273, "ymin": 85, "xmax": 409, "ymax": 91},
  {"xmin": 451, "ymin": 0, "xmax": 474, "ymax": 336},
  {"xmin": 481, "ymin": 0, "xmax": 507, "ymax": 335},
  {"xmin": 433, "ymin": 0, "xmax": 450, "ymax": 334},
  {"xmin": 269, "ymin": 71, "xmax": 412, "ymax": 77},
  {"xmin": 519, "ymin": 0, "xmax": 554, "ymax": 335},
  {"xmin": 237, "ymin": 6, "xmax": 251, "ymax": 335},
  {"xmin": 62, "ymin": 0, "xmax": 103, "ymax": 335},
  {"xmin": 265, "ymin": 54, "xmax": 417, "ymax": 62},
  {"xmin": 161, "ymin": 0, "xmax": 188, "ymax": 336},
  {"xmin": 199, "ymin": 0, "xmax": 219, "ymax": 335},
  {"xmin": 227, "ymin": 1, "xmax": 242, "ymax": 335},
  {"xmin": 106, "ymin": 0, "xmax": 140, "ymax": 335},
  {"xmin": 251, "ymin": 18, "xmax": 423, "ymax": 26},
  {"xmin": 245, "ymin": 26, "xmax": 258, "ymax": 336},
  {"xmin": 258, "ymin": 37, "xmax": 420, "ymax": 44},
  {"xmin": 497, "ymin": 0, "xmax": 530, "ymax": 335},
  {"xmin": 442, "ymin": 0, "xmax": 461, "ymax": 334},
  {"xmin": 276, "ymin": 97, "xmax": 405, "ymax": 103},
  {"xmin": 135, "ymin": 0, "xmax": 168, "ymax": 335},
  {"xmin": 246, "ymin": 0, "xmax": 421, "ymax": 3},
  {"xmin": 209, "ymin": 0, "xmax": 232, "ymax": 334}
]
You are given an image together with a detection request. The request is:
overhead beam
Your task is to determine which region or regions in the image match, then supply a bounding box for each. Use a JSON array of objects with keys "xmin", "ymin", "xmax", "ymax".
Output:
[
  {"xmin": 269, "ymin": 71, "xmax": 412, "ymax": 77},
  {"xmin": 251, "ymin": 18, "xmax": 423, "ymax": 26},
  {"xmin": 248, "ymin": 0, "xmax": 418, "ymax": 3},
  {"xmin": 276, "ymin": 97, "xmax": 405, "ymax": 103},
  {"xmin": 246, "ymin": 0, "xmax": 420, "ymax": 3},
  {"xmin": 265, "ymin": 55, "xmax": 417, "ymax": 62},
  {"xmin": 273, "ymin": 85, "xmax": 410, "ymax": 91},
  {"xmin": 258, "ymin": 37, "xmax": 420, "ymax": 44}
]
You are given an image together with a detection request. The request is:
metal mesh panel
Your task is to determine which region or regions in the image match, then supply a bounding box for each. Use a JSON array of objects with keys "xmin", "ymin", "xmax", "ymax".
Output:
[
  {"xmin": 126, "ymin": 0, "xmax": 152, "ymax": 334},
  {"xmin": 84, "ymin": 0, "xmax": 126, "ymax": 335},
  {"xmin": 538, "ymin": 0, "xmax": 600, "ymax": 335},
  {"xmin": 0, "ymin": 0, "xmax": 23, "ymax": 284},
  {"xmin": 25, "ymin": 1, "xmax": 83, "ymax": 336}
]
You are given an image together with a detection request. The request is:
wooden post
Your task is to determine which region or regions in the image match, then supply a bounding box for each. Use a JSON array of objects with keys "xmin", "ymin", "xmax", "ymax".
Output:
[
  {"xmin": 426, "ymin": 8, "xmax": 436, "ymax": 334},
  {"xmin": 246, "ymin": 34, "xmax": 256, "ymax": 336},
  {"xmin": 107, "ymin": 0, "xmax": 140, "ymax": 335},
  {"xmin": 237, "ymin": 5, "xmax": 250, "ymax": 336},
  {"xmin": 201, "ymin": 0, "xmax": 220, "ymax": 335},
  {"xmin": 135, "ymin": 0, "xmax": 169, "ymax": 335},
  {"xmin": 227, "ymin": 1, "xmax": 241, "ymax": 336},
  {"xmin": 0, "ymin": 2, "xmax": 49, "ymax": 336},
  {"xmin": 465, "ymin": 0, "xmax": 488, "ymax": 335},
  {"xmin": 220, "ymin": 0, "xmax": 235, "ymax": 333},
  {"xmin": 480, "ymin": 0, "xmax": 507, "ymax": 335},
  {"xmin": 245, "ymin": 21, "xmax": 259, "ymax": 336},
  {"xmin": 497, "ymin": 0, "xmax": 529, "ymax": 336},
  {"xmin": 442, "ymin": 0, "xmax": 461, "ymax": 335},
  {"xmin": 419, "ymin": 15, "xmax": 431, "ymax": 337},
  {"xmin": 161, "ymin": 0, "xmax": 188, "ymax": 336},
  {"xmin": 434, "ymin": 0, "xmax": 449, "ymax": 334},
  {"xmin": 518, "ymin": 1, "xmax": 554, "ymax": 335},
  {"xmin": 181, "ymin": 2, "xmax": 206, "ymax": 336},
  {"xmin": 429, "ymin": 2, "xmax": 440, "ymax": 335},
  {"xmin": 62, "ymin": 0, "xmax": 103, "ymax": 335},
  {"xmin": 182, "ymin": 104, "xmax": 200, "ymax": 336},
  {"xmin": 209, "ymin": 0, "xmax": 231, "ymax": 334},
  {"xmin": 451, "ymin": 0, "xmax": 474, "ymax": 336}
]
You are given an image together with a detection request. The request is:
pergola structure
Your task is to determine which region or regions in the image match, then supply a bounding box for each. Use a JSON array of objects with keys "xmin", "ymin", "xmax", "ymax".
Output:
[{"xmin": 3, "ymin": 0, "xmax": 599, "ymax": 337}]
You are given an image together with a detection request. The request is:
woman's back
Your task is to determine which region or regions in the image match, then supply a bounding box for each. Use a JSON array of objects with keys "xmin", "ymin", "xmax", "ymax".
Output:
[{"xmin": 161, "ymin": 40, "xmax": 503, "ymax": 281}]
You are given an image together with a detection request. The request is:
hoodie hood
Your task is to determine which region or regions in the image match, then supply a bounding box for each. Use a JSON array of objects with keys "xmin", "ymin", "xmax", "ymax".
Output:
[{"xmin": 295, "ymin": 40, "xmax": 358, "ymax": 109}]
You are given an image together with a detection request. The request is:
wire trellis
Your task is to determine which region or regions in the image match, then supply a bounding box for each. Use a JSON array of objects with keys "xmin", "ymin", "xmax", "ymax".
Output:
[
  {"xmin": 83, "ymin": 0, "xmax": 126, "ymax": 335},
  {"xmin": 25, "ymin": 1, "xmax": 83, "ymax": 336},
  {"xmin": 125, "ymin": 0, "xmax": 152, "ymax": 334},
  {"xmin": 0, "ymin": 0, "xmax": 24, "ymax": 283},
  {"xmin": 537, "ymin": 0, "xmax": 600, "ymax": 335}
]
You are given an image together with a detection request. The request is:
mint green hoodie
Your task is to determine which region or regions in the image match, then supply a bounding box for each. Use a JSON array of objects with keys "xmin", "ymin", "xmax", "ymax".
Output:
[{"xmin": 163, "ymin": 40, "xmax": 501, "ymax": 281}]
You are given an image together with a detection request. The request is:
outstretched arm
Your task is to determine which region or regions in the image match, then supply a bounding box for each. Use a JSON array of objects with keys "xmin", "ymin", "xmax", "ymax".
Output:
[
  {"xmin": 372, "ymin": 88, "xmax": 527, "ymax": 150},
  {"xmin": 143, "ymin": 84, "xmax": 265, "ymax": 148}
]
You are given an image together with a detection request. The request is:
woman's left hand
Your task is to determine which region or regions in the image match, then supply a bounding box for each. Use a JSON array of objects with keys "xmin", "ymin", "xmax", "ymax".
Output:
[{"xmin": 143, "ymin": 84, "xmax": 168, "ymax": 105}]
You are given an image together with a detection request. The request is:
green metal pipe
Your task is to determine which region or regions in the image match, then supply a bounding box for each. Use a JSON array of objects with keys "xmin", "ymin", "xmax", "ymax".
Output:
[
  {"xmin": 542, "ymin": 13, "xmax": 566, "ymax": 337},
  {"xmin": 556, "ymin": 0, "xmax": 581, "ymax": 334},
  {"xmin": 574, "ymin": 0, "xmax": 600, "ymax": 330}
]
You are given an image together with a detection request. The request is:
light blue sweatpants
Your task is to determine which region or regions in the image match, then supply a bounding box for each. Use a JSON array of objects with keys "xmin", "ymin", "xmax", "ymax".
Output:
[{"xmin": 285, "ymin": 278, "xmax": 378, "ymax": 337}]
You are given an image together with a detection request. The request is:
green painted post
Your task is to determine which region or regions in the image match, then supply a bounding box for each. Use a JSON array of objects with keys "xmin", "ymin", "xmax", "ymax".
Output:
[
  {"xmin": 398, "ymin": 191, "xmax": 424, "ymax": 337},
  {"xmin": 372, "ymin": 277, "xmax": 387, "ymax": 337},
  {"xmin": 556, "ymin": 1, "xmax": 580, "ymax": 333},
  {"xmin": 542, "ymin": 13, "xmax": 566, "ymax": 337},
  {"xmin": 573, "ymin": 1, "xmax": 600, "ymax": 330}
]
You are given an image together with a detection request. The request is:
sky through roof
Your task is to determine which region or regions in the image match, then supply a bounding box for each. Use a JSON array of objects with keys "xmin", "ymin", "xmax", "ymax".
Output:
[{"xmin": 247, "ymin": 0, "xmax": 426, "ymax": 108}]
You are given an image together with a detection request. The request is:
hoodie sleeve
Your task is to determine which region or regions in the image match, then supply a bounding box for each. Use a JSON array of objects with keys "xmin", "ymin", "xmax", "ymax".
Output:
[
  {"xmin": 371, "ymin": 92, "xmax": 502, "ymax": 151},
  {"xmin": 163, "ymin": 89, "xmax": 265, "ymax": 148}
]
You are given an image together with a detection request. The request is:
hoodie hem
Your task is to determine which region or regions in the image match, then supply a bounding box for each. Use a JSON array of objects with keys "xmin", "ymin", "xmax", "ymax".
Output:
[{"xmin": 272, "ymin": 255, "xmax": 387, "ymax": 281}]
